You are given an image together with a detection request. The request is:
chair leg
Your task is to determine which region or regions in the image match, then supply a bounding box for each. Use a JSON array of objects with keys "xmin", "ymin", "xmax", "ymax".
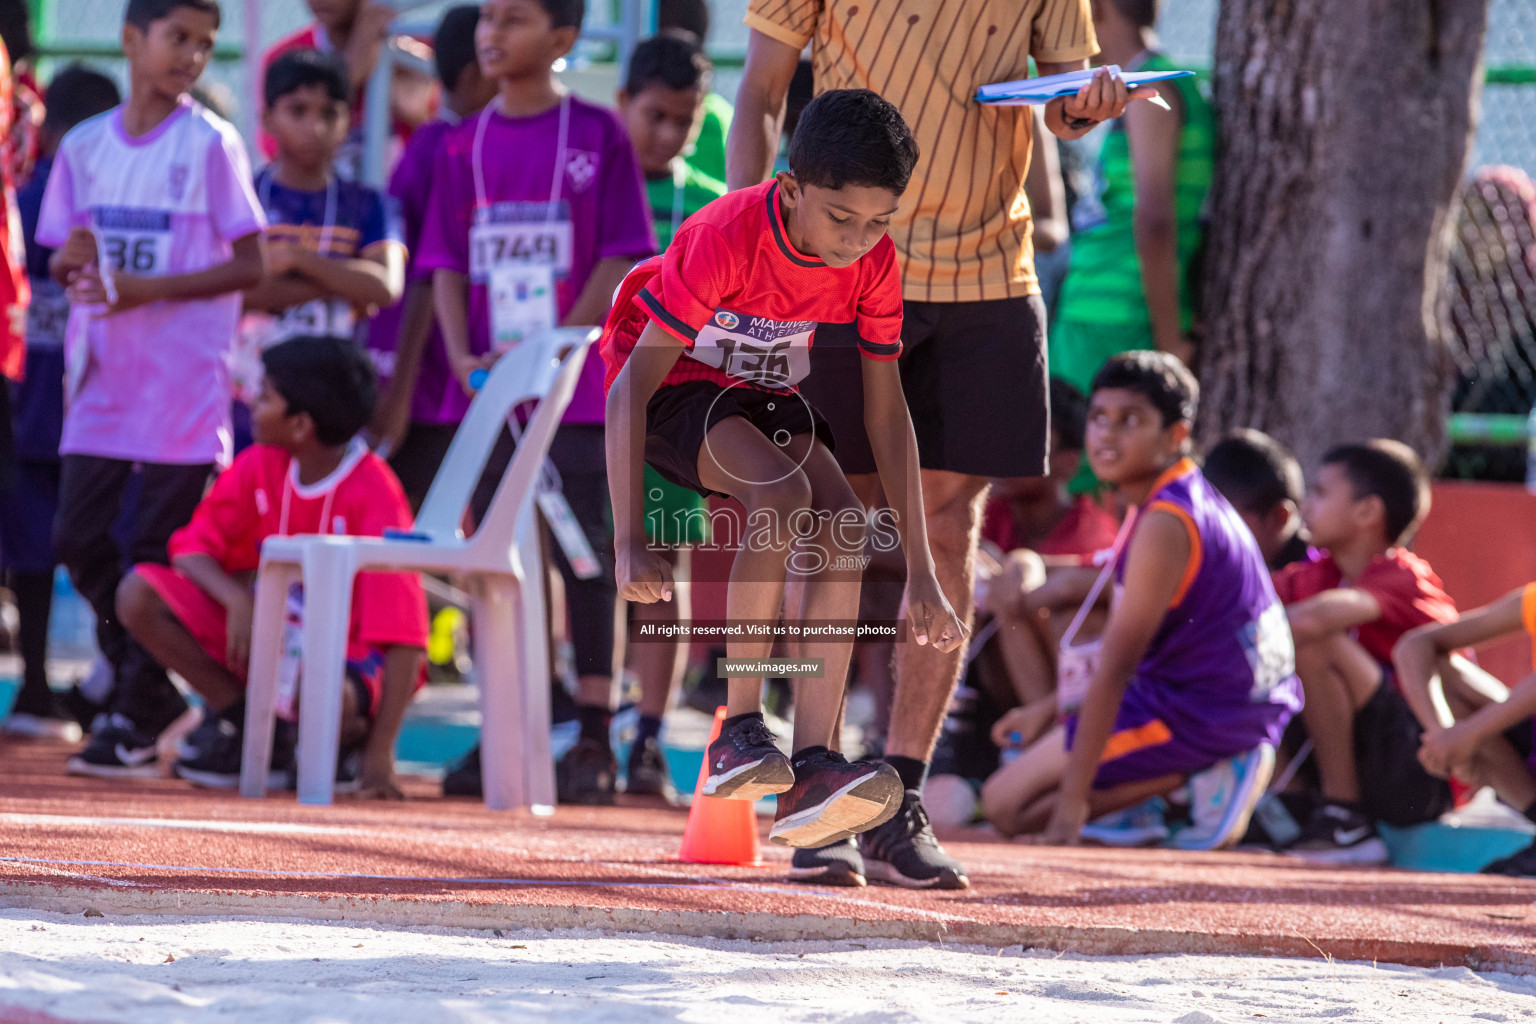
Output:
[
  {"xmin": 295, "ymin": 543, "xmax": 357, "ymax": 806},
  {"xmin": 241, "ymin": 562, "xmax": 300, "ymax": 798},
  {"xmin": 472, "ymin": 573, "xmax": 529, "ymax": 811},
  {"xmin": 515, "ymin": 505, "xmax": 556, "ymax": 808}
]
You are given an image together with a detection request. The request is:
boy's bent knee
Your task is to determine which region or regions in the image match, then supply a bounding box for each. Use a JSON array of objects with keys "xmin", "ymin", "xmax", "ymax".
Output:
[
  {"xmin": 115, "ymin": 571, "xmax": 160, "ymax": 633},
  {"xmin": 743, "ymin": 472, "xmax": 814, "ymax": 520}
]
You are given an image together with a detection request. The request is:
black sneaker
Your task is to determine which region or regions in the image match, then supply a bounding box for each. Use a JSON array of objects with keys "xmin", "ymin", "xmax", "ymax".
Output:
[
  {"xmin": 442, "ymin": 743, "xmax": 483, "ymax": 797},
  {"xmin": 789, "ymin": 836, "xmax": 867, "ymax": 887},
  {"xmin": 1483, "ymin": 838, "xmax": 1536, "ymax": 877},
  {"xmin": 701, "ymin": 715, "xmax": 793, "ymax": 800},
  {"xmin": 768, "ymin": 750, "xmax": 902, "ymax": 848},
  {"xmin": 1285, "ymin": 803, "xmax": 1390, "ymax": 865},
  {"xmin": 859, "ymin": 789, "xmax": 972, "ymax": 889},
  {"xmin": 624, "ymin": 735, "xmax": 676, "ymax": 801},
  {"xmin": 174, "ymin": 708, "xmax": 295, "ymax": 790},
  {"xmin": 557, "ymin": 736, "xmax": 617, "ymax": 806},
  {"xmin": 177, "ymin": 707, "xmax": 225, "ymax": 762},
  {"xmin": 66, "ymin": 714, "xmax": 160, "ymax": 779}
]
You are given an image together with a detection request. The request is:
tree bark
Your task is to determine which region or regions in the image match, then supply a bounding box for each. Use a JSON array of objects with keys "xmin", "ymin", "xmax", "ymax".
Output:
[{"xmin": 1199, "ymin": 0, "xmax": 1490, "ymax": 469}]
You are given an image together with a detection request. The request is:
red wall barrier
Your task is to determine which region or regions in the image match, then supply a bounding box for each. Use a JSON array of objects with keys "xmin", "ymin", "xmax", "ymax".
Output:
[{"xmin": 1414, "ymin": 481, "xmax": 1536, "ymax": 686}]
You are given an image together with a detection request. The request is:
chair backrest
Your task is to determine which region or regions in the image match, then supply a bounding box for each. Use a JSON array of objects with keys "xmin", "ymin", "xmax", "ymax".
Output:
[{"xmin": 414, "ymin": 328, "xmax": 597, "ymax": 547}]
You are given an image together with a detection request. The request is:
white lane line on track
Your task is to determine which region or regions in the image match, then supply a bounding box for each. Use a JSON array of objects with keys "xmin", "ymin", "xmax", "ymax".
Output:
[{"xmin": 0, "ymin": 856, "xmax": 973, "ymax": 923}]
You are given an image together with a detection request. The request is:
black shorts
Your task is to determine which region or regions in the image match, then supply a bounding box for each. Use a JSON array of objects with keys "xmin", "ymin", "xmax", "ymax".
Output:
[
  {"xmin": 1356, "ymin": 677, "xmax": 1455, "ymax": 827},
  {"xmin": 644, "ymin": 380, "xmax": 834, "ymax": 499},
  {"xmin": 798, "ymin": 295, "xmax": 1049, "ymax": 479}
]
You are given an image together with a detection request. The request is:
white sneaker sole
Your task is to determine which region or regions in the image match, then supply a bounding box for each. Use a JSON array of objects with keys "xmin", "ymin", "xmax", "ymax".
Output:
[
  {"xmin": 1170, "ymin": 744, "xmax": 1276, "ymax": 851},
  {"xmin": 66, "ymin": 755, "xmax": 160, "ymax": 780},
  {"xmin": 1288, "ymin": 836, "xmax": 1391, "ymax": 866},
  {"xmin": 862, "ymin": 858, "xmax": 971, "ymax": 890},
  {"xmin": 769, "ymin": 772, "xmax": 902, "ymax": 848},
  {"xmin": 702, "ymin": 753, "xmax": 794, "ymax": 801},
  {"xmin": 3, "ymin": 715, "xmax": 83, "ymax": 743},
  {"xmin": 175, "ymin": 764, "xmax": 289, "ymax": 791}
]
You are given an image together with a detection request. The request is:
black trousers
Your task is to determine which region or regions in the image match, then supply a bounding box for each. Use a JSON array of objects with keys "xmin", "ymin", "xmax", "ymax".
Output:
[
  {"xmin": 53, "ymin": 454, "xmax": 211, "ymax": 733},
  {"xmin": 472, "ymin": 423, "xmax": 617, "ymax": 681}
]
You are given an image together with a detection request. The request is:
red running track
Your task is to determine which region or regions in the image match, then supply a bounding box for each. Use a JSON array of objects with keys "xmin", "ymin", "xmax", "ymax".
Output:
[{"xmin": 1, "ymin": 743, "xmax": 1533, "ymax": 972}]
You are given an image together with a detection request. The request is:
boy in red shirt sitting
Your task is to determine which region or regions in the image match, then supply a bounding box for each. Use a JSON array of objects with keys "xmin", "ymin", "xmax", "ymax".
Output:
[
  {"xmin": 116, "ymin": 337, "xmax": 428, "ymax": 799},
  {"xmin": 602, "ymin": 89, "xmax": 966, "ymax": 853},
  {"xmin": 1273, "ymin": 440, "xmax": 1457, "ymax": 862}
]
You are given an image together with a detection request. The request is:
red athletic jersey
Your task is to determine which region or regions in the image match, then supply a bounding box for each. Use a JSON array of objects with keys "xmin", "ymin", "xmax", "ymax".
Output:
[
  {"xmin": 1273, "ymin": 548, "xmax": 1457, "ymax": 666},
  {"xmin": 168, "ymin": 442, "xmax": 428, "ymax": 655},
  {"xmin": 600, "ymin": 179, "xmax": 902, "ymax": 396}
]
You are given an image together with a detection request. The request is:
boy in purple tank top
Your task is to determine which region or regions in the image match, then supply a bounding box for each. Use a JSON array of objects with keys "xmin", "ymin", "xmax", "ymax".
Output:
[{"xmin": 980, "ymin": 352, "xmax": 1301, "ymax": 848}]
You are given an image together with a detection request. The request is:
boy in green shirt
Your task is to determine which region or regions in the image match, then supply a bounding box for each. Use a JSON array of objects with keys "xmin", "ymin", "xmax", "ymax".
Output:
[{"xmin": 1050, "ymin": 0, "xmax": 1214, "ymax": 395}]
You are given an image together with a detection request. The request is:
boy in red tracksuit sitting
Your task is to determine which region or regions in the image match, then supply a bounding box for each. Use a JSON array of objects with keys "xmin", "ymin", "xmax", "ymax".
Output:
[{"xmin": 117, "ymin": 336, "xmax": 428, "ymax": 799}]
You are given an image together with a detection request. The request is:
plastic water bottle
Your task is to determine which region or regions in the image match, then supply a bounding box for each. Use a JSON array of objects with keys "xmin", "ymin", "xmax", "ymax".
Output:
[
  {"xmin": 999, "ymin": 730, "xmax": 1027, "ymax": 766},
  {"xmin": 47, "ymin": 567, "xmax": 98, "ymax": 661}
]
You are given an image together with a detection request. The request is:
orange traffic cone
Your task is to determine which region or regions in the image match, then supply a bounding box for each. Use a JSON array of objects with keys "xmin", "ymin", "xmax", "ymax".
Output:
[{"xmin": 678, "ymin": 706, "xmax": 761, "ymax": 865}]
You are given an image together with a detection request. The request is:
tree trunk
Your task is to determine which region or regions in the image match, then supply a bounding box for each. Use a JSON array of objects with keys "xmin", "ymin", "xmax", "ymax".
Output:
[{"xmin": 1199, "ymin": 0, "xmax": 1490, "ymax": 469}]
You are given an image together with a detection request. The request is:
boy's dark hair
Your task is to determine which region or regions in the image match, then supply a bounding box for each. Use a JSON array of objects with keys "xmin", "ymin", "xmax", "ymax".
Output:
[
  {"xmin": 1320, "ymin": 439, "xmax": 1430, "ymax": 547},
  {"xmin": 788, "ymin": 89, "xmax": 918, "ymax": 195},
  {"xmin": 261, "ymin": 337, "xmax": 378, "ymax": 446},
  {"xmin": 1110, "ymin": 0, "xmax": 1162, "ymax": 28},
  {"xmin": 658, "ymin": 0, "xmax": 709, "ymax": 43},
  {"xmin": 43, "ymin": 65, "xmax": 122, "ymax": 133},
  {"xmin": 1204, "ymin": 429, "xmax": 1303, "ymax": 516},
  {"xmin": 624, "ymin": 32, "xmax": 711, "ymax": 96},
  {"xmin": 434, "ymin": 6, "xmax": 481, "ymax": 92},
  {"xmin": 124, "ymin": 0, "xmax": 221, "ymax": 31},
  {"xmin": 1090, "ymin": 350, "xmax": 1199, "ymax": 427},
  {"xmin": 533, "ymin": 0, "xmax": 584, "ymax": 31},
  {"xmin": 0, "ymin": 0, "xmax": 34, "ymax": 65},
  {"xmin": 1049, "ymin": 377, "xmax": 1088, "ymax": 453},
  {"xmin": 265, "ymin": 48, "xmax": 349, "ymax": 109}
]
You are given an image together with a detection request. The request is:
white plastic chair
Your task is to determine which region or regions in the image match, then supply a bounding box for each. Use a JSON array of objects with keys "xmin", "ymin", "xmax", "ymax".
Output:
[{"xmin": 239, "ymin": 327, "xmax": 597, "ymax": 809}]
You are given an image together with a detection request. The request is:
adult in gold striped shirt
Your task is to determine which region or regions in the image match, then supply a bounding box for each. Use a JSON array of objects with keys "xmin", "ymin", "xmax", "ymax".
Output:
[{"xmin": 728, "ymin": 0, "xmax": 1155, "ymax": 891}]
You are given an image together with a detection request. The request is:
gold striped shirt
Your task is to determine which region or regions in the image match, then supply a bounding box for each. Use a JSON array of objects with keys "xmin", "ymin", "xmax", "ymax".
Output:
[{"xmin": 745, "ymin": 0, "xmax": 1096, "ymax": 303}]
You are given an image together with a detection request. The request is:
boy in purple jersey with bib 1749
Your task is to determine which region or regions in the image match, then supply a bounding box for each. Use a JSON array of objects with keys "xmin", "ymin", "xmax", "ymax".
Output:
[
  {"xmin": 417, "ymin": 0, "xmax": 655, "ymax": 805},
  {"xmin": 41, "ymin": 0, "xmax": 267, "ymax": 779},
  {"xmin": 981, "ymin": 351, "xmax": 1302, "ymax": 850}
]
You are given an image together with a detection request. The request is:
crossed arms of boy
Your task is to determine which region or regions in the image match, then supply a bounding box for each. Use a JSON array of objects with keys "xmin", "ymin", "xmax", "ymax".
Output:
[
  {"xmin": 1394, "ymin": 589, "xmax": 1536, "ymax": 783},
  {"xmin": 244, "ymin": 235, "xmax": 405, "ymax": 317}
]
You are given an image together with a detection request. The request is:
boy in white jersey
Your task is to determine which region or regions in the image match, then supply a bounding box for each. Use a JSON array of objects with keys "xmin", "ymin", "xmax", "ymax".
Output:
[{"xmin": 41, "ymin": 0, "xmax": 267, "ymax": 778}]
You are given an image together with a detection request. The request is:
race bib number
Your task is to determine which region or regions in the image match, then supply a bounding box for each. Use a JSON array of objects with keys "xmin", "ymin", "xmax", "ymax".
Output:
[
  {"xmin": 469, "ymin": 216, "xmax": 572, "ymax": 279},
  {"xmin": 1241, "ymin": 601, "xmax": 1296, "ymax": 701},
  {"xmin": 690, "ymin": 309, "xmax": 815, "ymax": 389},
  {"xmin": 93, "ymin": 207, "xmax": 173, "ymax": 276},
  {"xmin": 275, "ymin": 298, "xmax": 356, "ymax": 341},
  {"xmin": 489, "ymin": 263, "xmax": 557, "ymax": 351},
  {"xmin": 26, "ymin": 279, "xmax": 68, "ymax": 350}
]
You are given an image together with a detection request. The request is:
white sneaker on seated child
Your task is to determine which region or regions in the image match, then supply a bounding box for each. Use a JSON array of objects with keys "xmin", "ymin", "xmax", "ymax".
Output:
[{"xmin": 1168, "ymin": 744, "xmax": 1276, "ymax": 851}]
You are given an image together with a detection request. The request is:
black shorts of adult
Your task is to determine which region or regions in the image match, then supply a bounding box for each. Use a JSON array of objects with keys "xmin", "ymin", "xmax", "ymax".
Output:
[
  {"xmin": 1355, "ymin": 673, "xmax": 1455, "ymax": 828},
  {"xmin": 644, "ymin": 380, "xmax": 835, "ymax": 500},
  {"xmin": 798, "ymin": 295, "xmax": 1049, "ymax": 479}
]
